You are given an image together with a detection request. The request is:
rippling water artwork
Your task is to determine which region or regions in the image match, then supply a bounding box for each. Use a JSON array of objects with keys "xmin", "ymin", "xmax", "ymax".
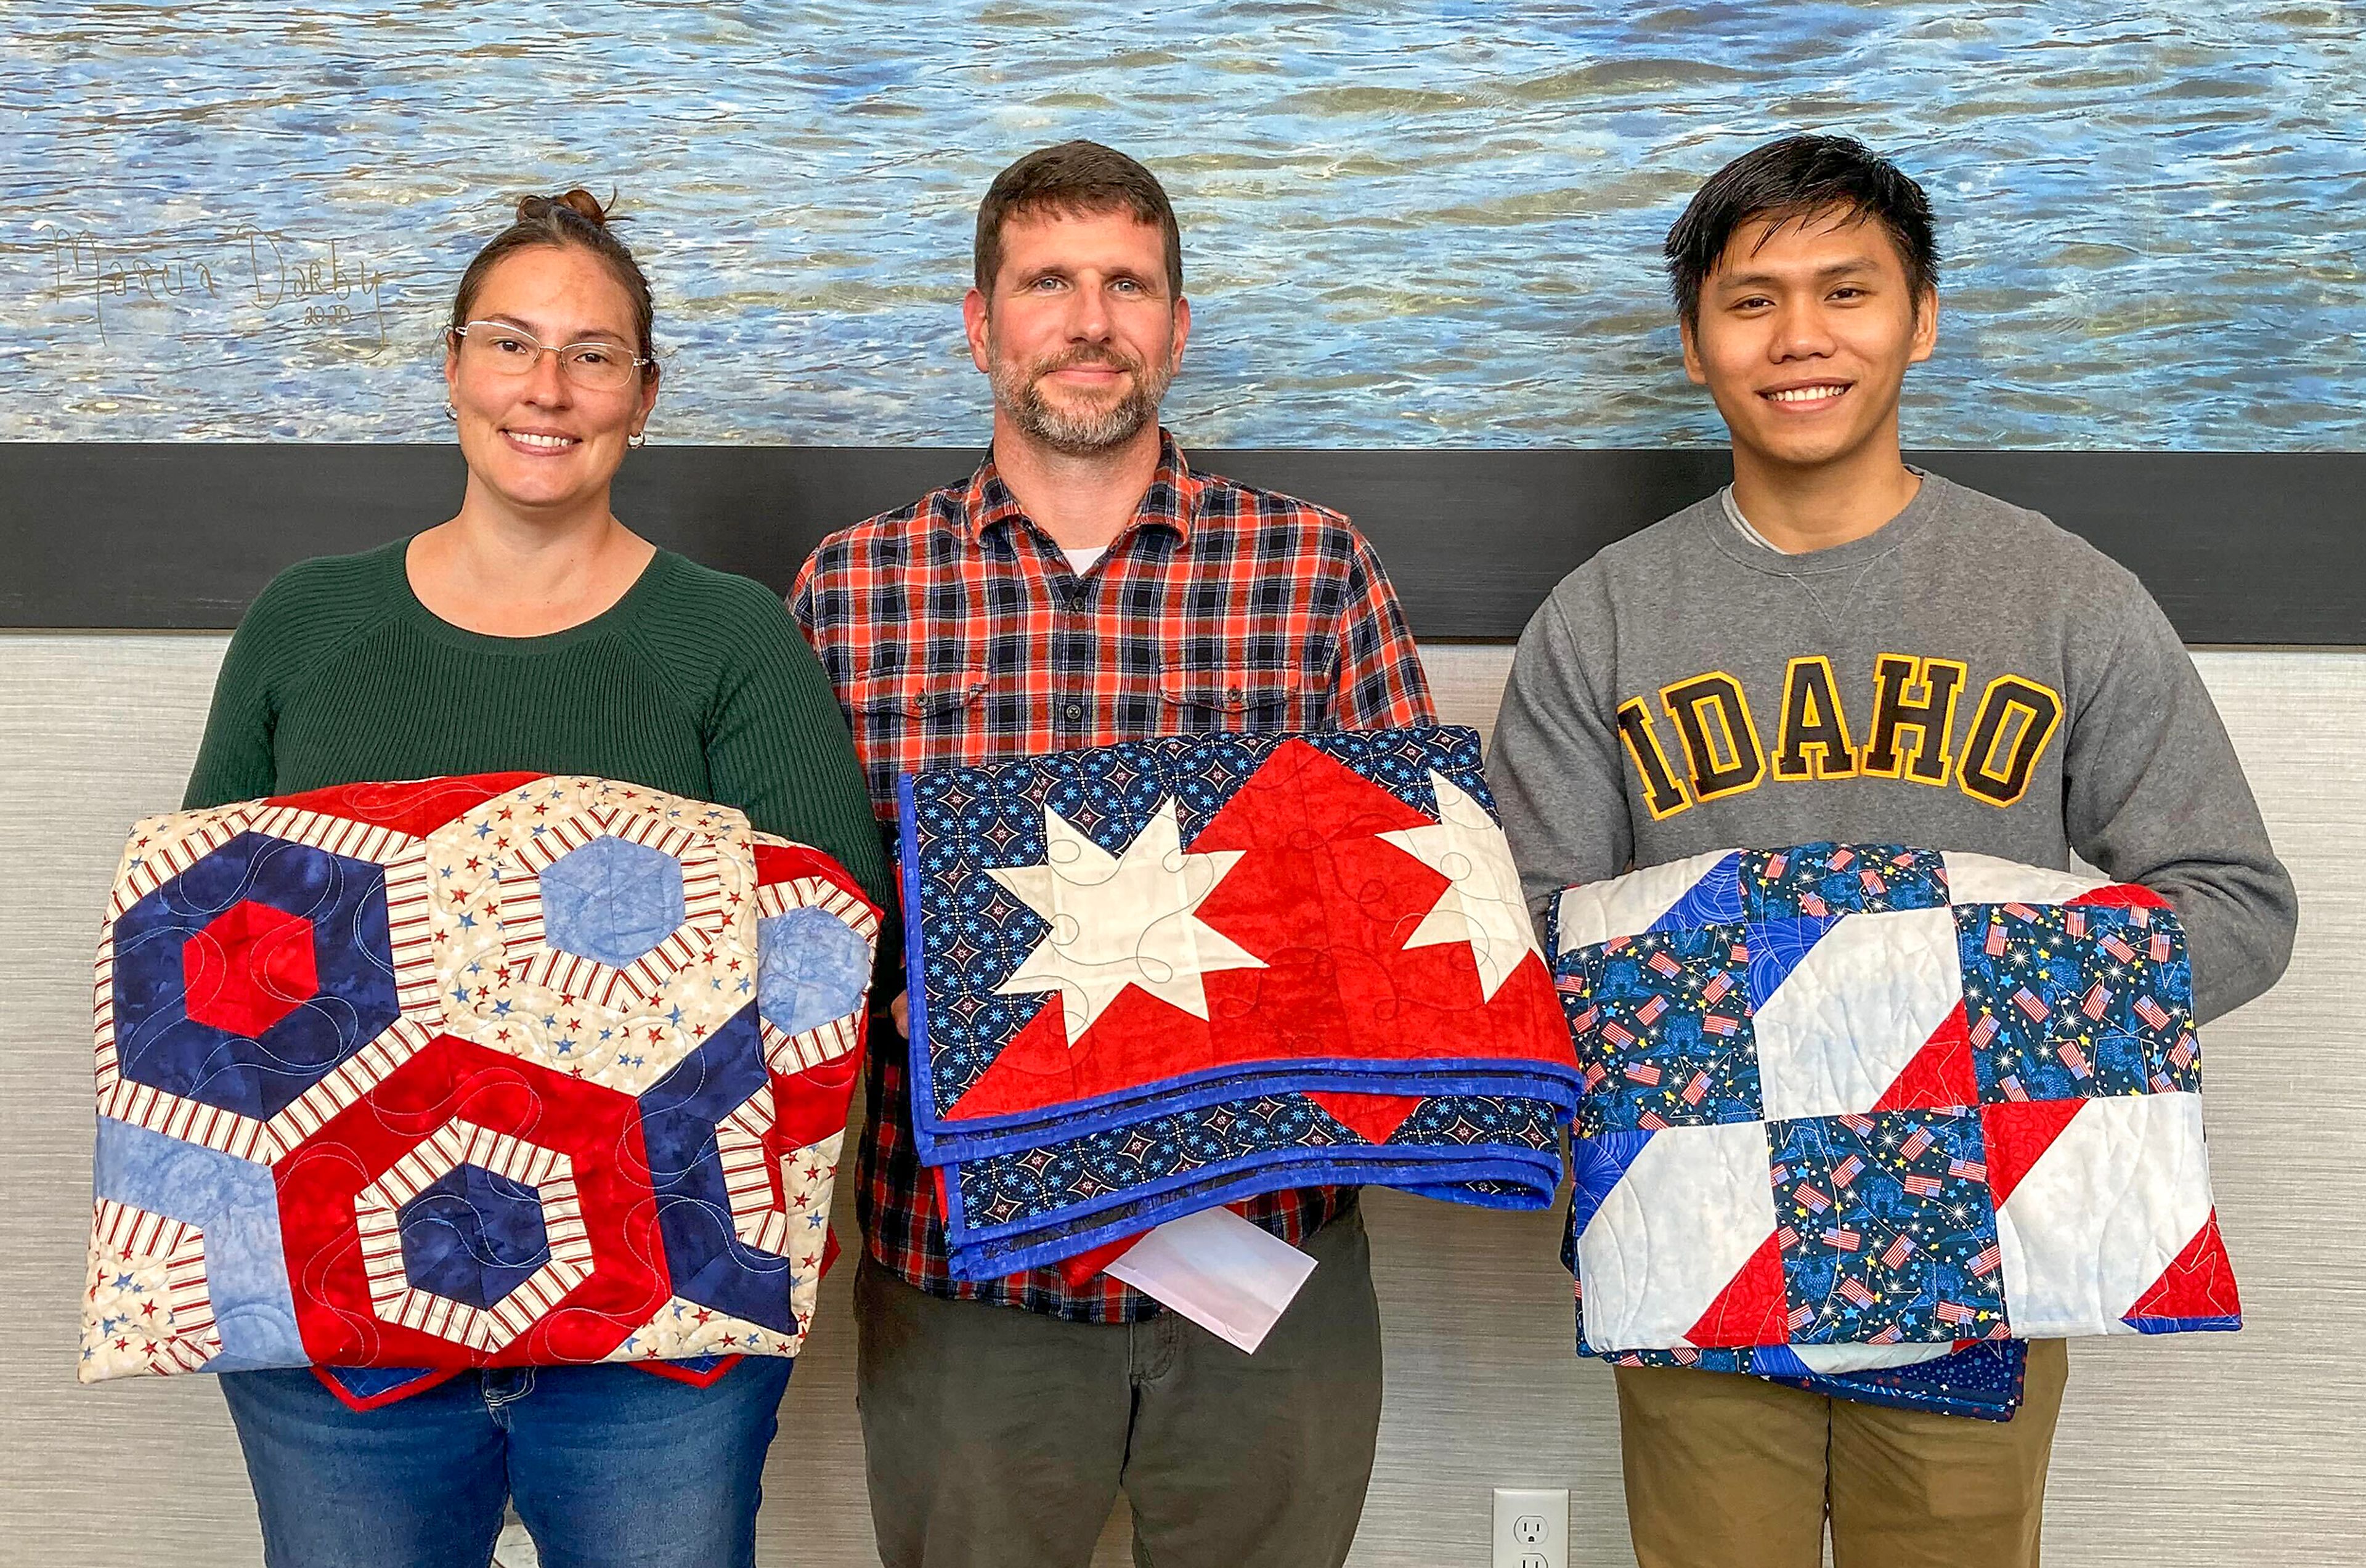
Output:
[{"xmin": 4, "ymin": 2, "xmax": 2362, "ymax": 448}]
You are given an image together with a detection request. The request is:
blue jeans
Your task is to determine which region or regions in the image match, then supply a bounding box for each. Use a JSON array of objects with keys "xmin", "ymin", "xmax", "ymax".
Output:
[{"xmin": 219, "ymin": 1360, "xmax": 794, "ymax": 1568}]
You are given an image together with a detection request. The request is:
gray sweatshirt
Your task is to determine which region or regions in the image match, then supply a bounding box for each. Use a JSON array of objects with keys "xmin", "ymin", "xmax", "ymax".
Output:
[{"xmin": 1488, "ymin": 473, "xmax": 2297, "ymax": 1023}]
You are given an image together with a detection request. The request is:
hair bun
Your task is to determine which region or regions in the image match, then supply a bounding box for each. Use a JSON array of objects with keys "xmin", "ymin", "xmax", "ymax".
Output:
[
  {"xmin": 454, "ymin": 186, "xmax": 656, "ymax": 375},
  {"xmin": 517, "ymin": 188, "xmax": 622, "ymax": 229}
]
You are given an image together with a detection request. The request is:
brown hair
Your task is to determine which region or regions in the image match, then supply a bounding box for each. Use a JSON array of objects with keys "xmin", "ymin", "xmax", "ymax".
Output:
[
  {"xmin": 974, "ymin": 141, "xmax": 1183, "ymax": 297},
  {"xmin": 450, "ymin": 189, "xmax": 657, "ymax": 377}
]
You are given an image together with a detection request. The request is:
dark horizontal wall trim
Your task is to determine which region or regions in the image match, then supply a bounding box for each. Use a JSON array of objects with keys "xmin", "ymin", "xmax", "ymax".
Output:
[{"xmin": 2, "ymin": 445, "xmax": 2359, "ymax": 644}]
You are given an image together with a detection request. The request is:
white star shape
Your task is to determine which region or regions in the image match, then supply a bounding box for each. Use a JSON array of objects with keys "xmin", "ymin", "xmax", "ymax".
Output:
[
  {"xmin": 987, "ymin": 798, "xmax": 1266, "ymax": 1039},
  {"xmin": 1377, "ymin": 771, "xmax": 1544, "ymax": 1001}
]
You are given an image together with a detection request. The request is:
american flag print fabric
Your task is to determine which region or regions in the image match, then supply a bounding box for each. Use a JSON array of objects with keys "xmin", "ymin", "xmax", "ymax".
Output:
[
  {"xmin": 81, "ymin": 774, "xmax": 876, "ymax": 1395},
  {"xmin": 1591, "ymin": 1336, "xmax": 2031, "ymax": 1423},
  {"xmin": 901, "ymin": 727, "xmax": 1583, "ymax": 1278},
  {"xmin": 1553, "ymin": 844, "xmax": 2238, "ymax": 1364}
]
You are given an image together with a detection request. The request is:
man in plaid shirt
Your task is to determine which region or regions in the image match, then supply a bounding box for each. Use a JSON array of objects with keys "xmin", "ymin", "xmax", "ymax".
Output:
[{"xmin": 793, "ymin": 141, "xmax": 1432, "ymax": 1568}]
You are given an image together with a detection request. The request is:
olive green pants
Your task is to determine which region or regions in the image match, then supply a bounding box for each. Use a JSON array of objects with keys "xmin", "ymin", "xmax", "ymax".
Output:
[
  {"xmin": 854, "ymin": 1206, "xmax": 1383, "ymax": 1568},
  {"xmin": 1615, "ymin": 1338, "xmax": 2070, "ymax": 1567}
]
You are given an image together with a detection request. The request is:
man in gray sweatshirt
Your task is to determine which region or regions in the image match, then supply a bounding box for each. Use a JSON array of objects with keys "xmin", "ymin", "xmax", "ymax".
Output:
[{"xmin": 1489, "ymin": 134, "xmax": 2296, "ymax": 1568}]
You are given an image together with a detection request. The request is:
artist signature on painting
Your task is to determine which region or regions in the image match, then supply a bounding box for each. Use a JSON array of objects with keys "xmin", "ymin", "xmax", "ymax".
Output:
[{"xmin": 35, "ymin": 223, "xmax": 394, "ymax": 348}]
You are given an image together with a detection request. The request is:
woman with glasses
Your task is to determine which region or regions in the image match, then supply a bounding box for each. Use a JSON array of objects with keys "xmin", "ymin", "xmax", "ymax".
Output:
[{"xmin": 182, "ymin": 189, "xmax": 890, "ymax": 1568}]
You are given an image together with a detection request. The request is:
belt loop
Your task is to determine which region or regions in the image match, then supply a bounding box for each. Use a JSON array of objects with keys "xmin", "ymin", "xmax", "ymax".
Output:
[
  {"xmin": 482, "ymin": 1366, "xmax": 536, "ymax": 1425},
  {"xmin": 1130, "ymin": 1310, "xmax": 1179, "ymax": 1384}
]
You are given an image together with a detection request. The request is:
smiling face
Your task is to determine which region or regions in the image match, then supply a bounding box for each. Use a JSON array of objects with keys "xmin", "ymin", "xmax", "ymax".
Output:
[
  {"xmin": 1681, "ymin": 206, "xmax": 1937, "ymax": 476},
  {"xmin": 443, "ymin": 243, "xmax": 657, "ymax": 516},
  {"xmin": 962, "ymin": 206, "xmax": 1187, "ymax": 458}
]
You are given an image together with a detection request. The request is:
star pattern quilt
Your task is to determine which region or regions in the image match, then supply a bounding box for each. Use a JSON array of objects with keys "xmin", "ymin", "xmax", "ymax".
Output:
[
  {"xmin": 1550, "ymin": 844, "xmax": 2239, "ymax": 1368},
  {"xmin": 81, "ymin": 774, "xmax": 877, "ymax": 1389},
  {"xmin": 900, "ymin": 728, "xmax": 1583, "ymax": 1279}
]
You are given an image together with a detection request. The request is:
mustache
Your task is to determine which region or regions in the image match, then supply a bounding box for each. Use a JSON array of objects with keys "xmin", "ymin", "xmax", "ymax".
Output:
[{"xmin": 1028, "ymin": 345, "xmax": 1143, "ymax": 379}]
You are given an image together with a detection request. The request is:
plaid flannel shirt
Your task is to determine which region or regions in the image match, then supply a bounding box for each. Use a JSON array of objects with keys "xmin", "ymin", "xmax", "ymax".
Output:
[{"xmin": 791, "ymin": 431, "xmax": 1435, "ymax": 1320}]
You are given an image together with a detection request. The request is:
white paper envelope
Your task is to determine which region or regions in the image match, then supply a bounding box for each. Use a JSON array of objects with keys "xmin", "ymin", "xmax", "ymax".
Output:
[{"xmin": 1104, "ymin": 1207, "xmax": 1319, "ymax": 1353}]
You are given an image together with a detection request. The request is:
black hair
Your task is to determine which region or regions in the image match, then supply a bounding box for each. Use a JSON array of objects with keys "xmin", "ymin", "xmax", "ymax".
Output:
[{"xmin": 1664, "ymin": 134, "xmax": 1937, "ymax": 327}]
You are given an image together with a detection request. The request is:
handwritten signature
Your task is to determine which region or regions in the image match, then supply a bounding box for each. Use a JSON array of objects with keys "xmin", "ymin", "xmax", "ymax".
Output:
[{"xmin": 35, "ymin": 222, "xmax": 394, "ymax": 349}]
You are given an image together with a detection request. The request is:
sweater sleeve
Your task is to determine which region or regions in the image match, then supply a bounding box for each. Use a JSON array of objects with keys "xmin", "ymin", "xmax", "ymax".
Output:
[
  {"xmin": 2063, "ymin": 582, "xmax": 2298, "ymax": 1023},
  {"xmin": 697, "ymin": 585, "xmax": 897, "ymax": 915},
  {"xmin": 182, "ymin": 582, "xmax": 290, "ymax": 810},
  {"xmin": 1487, "ymin": 579, "xmax": 1636, "ymax": 923}
]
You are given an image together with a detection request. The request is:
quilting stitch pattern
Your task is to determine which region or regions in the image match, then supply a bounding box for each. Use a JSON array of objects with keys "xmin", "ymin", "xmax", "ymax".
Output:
[
  {"xmin": 82, "ymin": 774, "xmax": 877, "ymax": 1386},
  {"xmin": 1552, "ymin": 843, "xmax": 2237, "ymax": 1366},
  {"xmin": 899, "ymin": 728, "xmax": 1584, "ymax": 1280}
]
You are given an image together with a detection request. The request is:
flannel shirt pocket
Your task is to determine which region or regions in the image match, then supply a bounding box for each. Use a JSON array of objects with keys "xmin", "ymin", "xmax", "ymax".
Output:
[
  {"xmin": 1157, "ymin": 666, "xmax": 1311, "ymax": 732},
  {"xmin": 850, "ymin": 663, "xmax": 989, "ymax": 720}
]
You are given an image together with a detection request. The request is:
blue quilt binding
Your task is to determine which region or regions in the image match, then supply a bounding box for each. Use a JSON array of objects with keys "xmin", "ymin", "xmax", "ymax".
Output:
[
  {"xmin": 945, "ymin": 1144, "xmax": 1561, "ymax": 1280},
  {"xmin": 913, "ymin": 1064, "xmax": 1582, "ymax": 1161},
  {"xmin": 1598, "ymin": 1340, "xmax": 2030, "ymax": 1422},
  {"xmin": 897, "ymin": 765, "xmax": 937, "ymax": 1127}
]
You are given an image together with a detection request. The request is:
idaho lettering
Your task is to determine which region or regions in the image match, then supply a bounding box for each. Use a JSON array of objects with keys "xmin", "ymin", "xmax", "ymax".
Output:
[{"xmin": 1621, "ymin": 658, "xmax": 2064, "ymax": 814}]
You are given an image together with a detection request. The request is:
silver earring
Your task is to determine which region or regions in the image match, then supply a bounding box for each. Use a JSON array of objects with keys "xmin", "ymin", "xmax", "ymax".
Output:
[
  {"xmin": 628, "ymin": 431, "xmax": 647, "ymax": 449},
  {"xmin": 444, "ymin": 401, "xmax": 457, "ymax": 420}
]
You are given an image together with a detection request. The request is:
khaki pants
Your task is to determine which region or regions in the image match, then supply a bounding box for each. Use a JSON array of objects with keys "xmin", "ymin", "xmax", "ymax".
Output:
[
  {"xmin": 854, "ymin": 1206, "xmax": 1383, "ymax": 1568},
  {"xmin": 1615, "ymin": 1339, "xmax": 2069, "ymax": 1568}
]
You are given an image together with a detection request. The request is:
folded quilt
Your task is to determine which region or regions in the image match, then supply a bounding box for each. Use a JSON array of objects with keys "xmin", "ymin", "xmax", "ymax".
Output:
[
  {"xmin": 939, "ymin": 1088, "xmax": 1568, "ymax": 1279},
  {"xmin": 1746, "ymin": 1339, "xmax": 2027, "ymax": 1420},
  {"xmin": 1555, "ymin": 1187, "xmax": 2028, "ymax": 1422},
  {"xmin": 82, "ymin": 774, "xmax": 877, "ymax": 1384},
  {"xmin": 1589, "ymin": 1338, "xmax": 2029, "ymax": 1423},
  {"xmin": 899, "ymin": 728, "xmax": 1584, "ymax": 1278},
  {"xmin": 1551, "ymin": 844, "xmax": 2238, "ymax": 1359}
]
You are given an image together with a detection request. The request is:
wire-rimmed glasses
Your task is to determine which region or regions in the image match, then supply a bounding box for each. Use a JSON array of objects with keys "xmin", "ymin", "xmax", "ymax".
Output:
[{"xmin": 449, "ymin": 320, "xmax": 653, "ymax": 392}]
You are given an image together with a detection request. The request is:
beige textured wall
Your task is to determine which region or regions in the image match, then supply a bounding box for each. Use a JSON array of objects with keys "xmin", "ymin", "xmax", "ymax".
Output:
[{"xmin": 1, "ymin": 635, "xmax": 2358, "ymax": 1566}]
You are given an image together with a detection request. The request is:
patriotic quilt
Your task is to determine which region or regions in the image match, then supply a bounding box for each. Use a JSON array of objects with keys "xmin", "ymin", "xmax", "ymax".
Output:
[
  {"xmin": 899, "ymin": 728, "xmax": 1584, "ymax": 1278},
  {"xmin": 1551, "ymin": 844, "xmax": 2239, "ymax": 1371},
  {"xmin": 81, "ymin": 774, "xmax": 877, "ymax": 1392},
  {"xmin": 1579, "ymin": 1302, "xmax": 2030, "ymax": 1420}
]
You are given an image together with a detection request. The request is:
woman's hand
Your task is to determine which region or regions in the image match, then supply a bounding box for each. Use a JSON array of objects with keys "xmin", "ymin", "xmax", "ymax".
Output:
[{"xmin": 891, "ymin": 989, "xmax": 910, "ymax": 1039}]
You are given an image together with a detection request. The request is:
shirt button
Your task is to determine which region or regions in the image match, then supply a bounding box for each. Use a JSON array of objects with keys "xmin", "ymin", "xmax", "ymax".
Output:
[{"xmin": 1062, "ymin": 700, "xmax": 1086, "ymax": 722}]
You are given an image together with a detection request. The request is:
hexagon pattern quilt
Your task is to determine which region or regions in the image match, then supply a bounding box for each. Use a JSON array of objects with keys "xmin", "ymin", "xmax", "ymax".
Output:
[{"xmin": 81, "ymin": 774, "xmax": 877, "ymax": 1386}]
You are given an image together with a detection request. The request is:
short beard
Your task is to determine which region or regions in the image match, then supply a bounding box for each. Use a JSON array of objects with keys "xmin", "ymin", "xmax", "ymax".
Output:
[{"xmin": 990, "ymin": 342, "xmax": 1174, "ymax": 457}]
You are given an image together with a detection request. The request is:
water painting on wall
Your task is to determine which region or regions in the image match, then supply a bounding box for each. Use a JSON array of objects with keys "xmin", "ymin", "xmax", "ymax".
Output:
[{"xmin": 7, "ymin": 2, "xmax": 2362, "ymax": 449}]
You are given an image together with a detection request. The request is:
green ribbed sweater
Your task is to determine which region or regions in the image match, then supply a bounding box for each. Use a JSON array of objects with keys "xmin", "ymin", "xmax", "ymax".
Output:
[{"xmin": 184, "ymin": 538, "xmax": 893, "ymax": 912}]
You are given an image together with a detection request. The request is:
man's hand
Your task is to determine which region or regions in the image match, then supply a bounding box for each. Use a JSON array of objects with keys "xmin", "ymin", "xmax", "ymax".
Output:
[{"xmin": 891, "ymin": 989, "xmax": 910, "ymax": 1039}]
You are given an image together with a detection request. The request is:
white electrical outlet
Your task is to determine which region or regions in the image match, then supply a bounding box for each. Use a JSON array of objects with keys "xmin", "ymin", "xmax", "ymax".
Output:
[{"xmin": 1492, "ymin": 1486, "xmax": 1569, "ymax": 1568}]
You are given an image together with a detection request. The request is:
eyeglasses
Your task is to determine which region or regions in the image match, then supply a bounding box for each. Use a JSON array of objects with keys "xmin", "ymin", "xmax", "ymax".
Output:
[{"xmin": 449, "ymin": 321, "xmax": 654, "ymax": 392}]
